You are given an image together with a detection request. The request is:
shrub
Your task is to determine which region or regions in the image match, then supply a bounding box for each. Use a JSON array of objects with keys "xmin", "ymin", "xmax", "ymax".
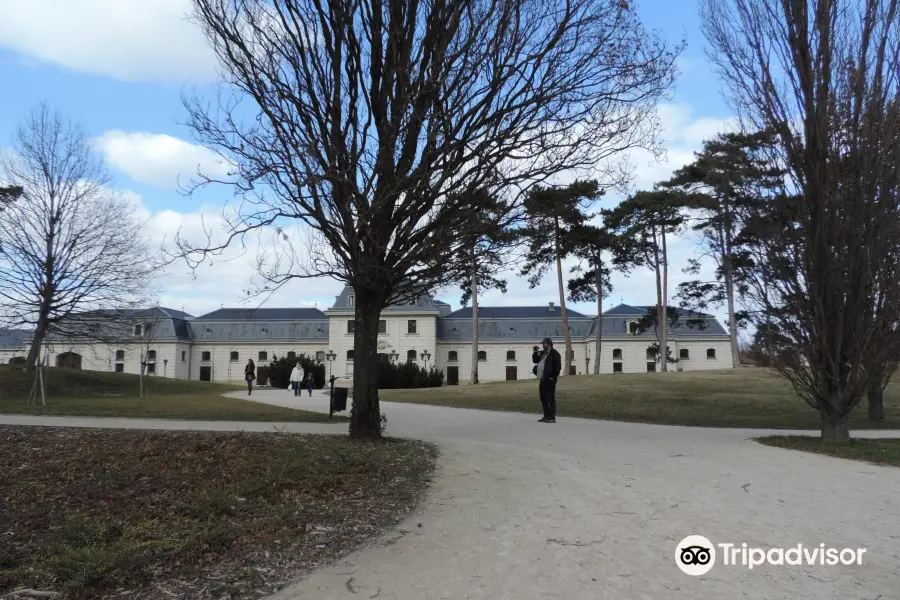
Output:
[
  {"xmin": 377, "ymin": 361, "xmax": 444, "ymax": 389},
  {"xmin": 267, "ymin": 353, "xmax": 326, "ymax": 389}
]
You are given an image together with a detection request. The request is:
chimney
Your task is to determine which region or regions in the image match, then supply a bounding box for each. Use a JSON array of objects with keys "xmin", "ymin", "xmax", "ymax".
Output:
[{"xmin": 549, "ymin": 302, "xmax": 555, "ymax": 312}]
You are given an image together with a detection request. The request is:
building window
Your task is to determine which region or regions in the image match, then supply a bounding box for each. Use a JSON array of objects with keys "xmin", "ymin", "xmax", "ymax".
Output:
[
  {"xmin": 347, "ymin": 350, "xmax": 354, "ymax": 360},
  {"xmin": 506, "ymin": 350, "xmax": 516, "ymax": 361},
  {"xmin": 646, "ymin": 362, "xmax": 656, "ymax": 372},
  {"xmin": 316, "ymin": 351, "xmax": 325, "ymax": 362},
  {"xmin": 646, "ymin": 347, "xmax": 655, "ymax": 360},
  {"xmin": 628, "ymin": 321, "xmax": 639, "ymax": 335},
  {"xmin": 448, "ymin": 351, "xmax": 458, "ymax": 362},
  {"xmin": 407, "ymin": 349, "xmax": 416, "ymax": 362},
  {"xmin": 287, "ymin": 351, "xmax": 296, "ymax": 360},
  {"xmin": 181, "ymin": 351, "xmax": 186, "ymax": 361},
  {"xmin": 680, "ymin": 348, "xmax": 690, "ymax": 360},
  {"xmin": 347, "ymin": 320, "xmax": 355, "ymax": 334},
  {"xmin": 478, "ymin": 350, "xmax": 486, "ymax": 362},
  {"xmin": 612, "ymin": 348, "xmax": 622, "ymax": 360},
  {"xmin": 115, "ymin": 350, "xmax": 125, "ymax": 361},
  {"xmin": 134, "ymin": 324, "xmax": 143, "ymax": 336},
  {"xmin": 348, "ymin": 295, "xmax": 355, "ymax": 307},
  {"xmin": 407, "ymin": 320, "xmax": 417, "ymax": 334},
  {"xmin": 259, "ymin": 351, "xmax": 268, "ymax": 361},
  {"xmin": 147, "ymin": 350, "xmax": 156, "ymax": 361},
  {"xmin": 378, "ymin": 320, "xmax": 387, "ymax": 334},
  {"xmin": 707, "ymin": 348, "xmax": 716, "ymax": 359},
  {"xmin": 115, "ymin": 363, "xmax": 124, "ymax": 373},
  {"xmin": 147, "ymin": 363, "xmax": 156, "ymax": 374},
  {"xmin": 230, "ymin": 351, "xmax": 239, "ymax": 362},
  {"xmin": 201, "ymin": 351, "xmax": 211, "ymax": 361},
  {"xmin": 613, "ymin": 362, "xmax": 623, "ymax": 373}
]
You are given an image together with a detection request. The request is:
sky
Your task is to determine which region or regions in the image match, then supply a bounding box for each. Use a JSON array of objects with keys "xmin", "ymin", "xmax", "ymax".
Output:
[{"xmin": 0, "ymin": 0, "xmax": 738, "ymax": 331}]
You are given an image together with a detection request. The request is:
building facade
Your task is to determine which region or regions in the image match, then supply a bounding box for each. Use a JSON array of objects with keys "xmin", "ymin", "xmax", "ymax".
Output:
[{"xmin": 0, "ymin": 287, "xmax": 733, "ymax": 383}]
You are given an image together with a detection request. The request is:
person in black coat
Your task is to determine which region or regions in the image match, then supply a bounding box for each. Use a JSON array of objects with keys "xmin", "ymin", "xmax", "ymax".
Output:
[{"xmin": 532, "ymin": 337, "xmax": 562, "ymax": 423}]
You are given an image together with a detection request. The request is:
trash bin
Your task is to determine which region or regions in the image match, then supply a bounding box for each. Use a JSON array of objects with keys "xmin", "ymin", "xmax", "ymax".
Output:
[{"xmin": 332, "ymin": 387, "xmax": 348, "ymax": 412}]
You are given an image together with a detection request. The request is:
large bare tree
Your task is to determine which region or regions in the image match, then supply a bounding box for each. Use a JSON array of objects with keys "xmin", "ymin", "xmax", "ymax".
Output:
[
  {"xmin": 0, "ymin": 106, "xmax": 153, "ymax": 368},
  {"xmin": 181, "ymin": 0, "xmax": 680, "ymax": 439},
  {"xmin": 702, "ymin": 0, "xmax": 900, "ymax": 441}
]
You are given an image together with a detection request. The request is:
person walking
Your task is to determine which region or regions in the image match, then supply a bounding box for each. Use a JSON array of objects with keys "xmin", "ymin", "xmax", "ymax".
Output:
[
  {"xmin": 305, "ymin": 371, "xmax": 314, "ymax": 397},
  {"xmin": 245, "ymin": 359, "xmax": 256, "ymax": 395},
  {"xmin": 290, "ymin": 363, "xmax": 304, "ymax": 396},
  {"xmin": 532, "ymin": 337, "xmax": 561, "ymax": 423}
]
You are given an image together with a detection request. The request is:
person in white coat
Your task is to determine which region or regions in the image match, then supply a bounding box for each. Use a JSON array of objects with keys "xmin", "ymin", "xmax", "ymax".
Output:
[{"xmin": 289, "ymin": 364, "xmax": 305, "ymax": 396}]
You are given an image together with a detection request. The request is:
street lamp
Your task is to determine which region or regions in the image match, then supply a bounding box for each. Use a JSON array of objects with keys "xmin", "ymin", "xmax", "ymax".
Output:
[
  {"xmin": 163, "ymin": 358, "xmax": 168, "ymax": 378},
  {"xmin": 389, "ymin": 350, "xmax": 399, "ymax": 364},
  {"xmin": 325, "ymin": 350, "xmax": 336, "ymax": 379},
  {"xmin": 420, "ymin": 350, "xmax": 431, "ymax": 370}
]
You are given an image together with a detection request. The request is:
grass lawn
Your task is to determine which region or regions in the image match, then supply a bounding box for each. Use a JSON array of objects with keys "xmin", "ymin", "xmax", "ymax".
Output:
[
  {"xmin": 0, "ymin": 426, "xmax": 436, "ymax": 599},
  {"xmin": 756, "ymin": 436, "xmax": 900, "ymax": 467},
  {"xmin": 381, "ymin": 368, "xmax": 900, "ymax": 430},
  {"xmin": 0, "ymin": 366, "xmax": 339, "ymax": 422}
]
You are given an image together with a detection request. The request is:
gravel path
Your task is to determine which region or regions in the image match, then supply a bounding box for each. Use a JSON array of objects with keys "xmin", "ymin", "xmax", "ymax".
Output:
[{"xmin": 3, "ymin": 388, "xmax": 899, "ymax": 599}]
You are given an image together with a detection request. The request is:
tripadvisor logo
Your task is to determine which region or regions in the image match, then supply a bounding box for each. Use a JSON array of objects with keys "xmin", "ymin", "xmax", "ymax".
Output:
[{"xmin": 675, "ymin": 535, "xmax": 867, "ymax": 576}]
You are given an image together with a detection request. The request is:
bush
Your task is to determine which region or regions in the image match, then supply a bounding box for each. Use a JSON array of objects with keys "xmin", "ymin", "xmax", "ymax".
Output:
[
  {"xmin": 377, "ymin": 361, "xmax": 444, "ymax": 389},
  {"xmin": 267, "ymin": 353, "xmax": 326, "ymax": 389}
]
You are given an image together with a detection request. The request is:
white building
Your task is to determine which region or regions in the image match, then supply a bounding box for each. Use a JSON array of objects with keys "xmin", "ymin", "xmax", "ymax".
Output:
[{"xmin": 0, "ymin": 287, "xmax": 733, "ymax": 383}]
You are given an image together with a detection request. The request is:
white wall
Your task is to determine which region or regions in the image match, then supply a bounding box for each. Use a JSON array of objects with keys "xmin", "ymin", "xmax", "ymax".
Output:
[
  {"xmin": 328, "ymin": 312, "xmax": 439, "ymax": 377},
  {"xmin": 190, "ymin": 343, "xmax": 328, "ymax": 383}
]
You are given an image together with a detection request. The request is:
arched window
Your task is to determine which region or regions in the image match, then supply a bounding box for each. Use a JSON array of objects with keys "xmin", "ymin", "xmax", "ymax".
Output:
[
  {"xmin": 448, "ymin": 351, "xmax": 458, "ymax": 361},
  {"xmin": 628, "ymin": 321, "xmax": 640, "ymax": 335},
  {"xmin": 147, "ymin": 350, "xmax": 156, "ymax": 361},
  {"xmin": 506, "ymin": 350, "xmax": 516, "ymax": 361},
  {"xmin": 230, "ymin": 351, "xmax": 239, "ymax": 362},
  {"xmin": 707, "ymin": 348, "xmax": 716, "ymax": 359},
  {"xmin": 680, "ymin": 348, "xmax": 690, "ymax": 360},
  {"xmin": 316, "ymin": 351, "xmax": 325, "ymax": 362},
  {"xmin": 287, "ymin": 351, "xmax": 296, "ymax": 360},
  {"xmin": 407, "ymin": 349, "xmax": 417, "ymax": 361},
  {"xmin": 258, "ymin": 351, "xmax": 268, "ymax": 361},
  {"xmin": 612, "ymin": 348, "xmax": 622, "ymax": 360},
  {"xmin": 115, "ymin": 350, "xmax": 125, "ymax": 361},
  {"xmin": 201, "ymin": 351, "xmax": 211, "ymax": 361},
  {"xmin": 347, "ymin": 350, "xmax": 354, "ymax": 360},
  {"xmin": 646, "ymin": 347, "xmax": 655, "ymax": 360},
  {"xmin": 56, "ymin": 352, "xmax": 82, "ymax": 369},
  {"xmin": 478, "ymin": 350, "xmax": 487, "ymax": 362}
]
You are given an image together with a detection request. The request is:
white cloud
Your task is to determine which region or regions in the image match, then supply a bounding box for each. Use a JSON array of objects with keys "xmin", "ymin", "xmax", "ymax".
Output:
[
  {"xmin": 95, "ymin": 131, "xmax": 230, "ymax": 188},
  {"xmin": 0, "ymin": 0, "xmax": 217, "ymax": 83}
]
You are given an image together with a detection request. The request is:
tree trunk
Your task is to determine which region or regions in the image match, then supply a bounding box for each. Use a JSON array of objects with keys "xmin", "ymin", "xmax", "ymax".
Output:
[
  {"xmin": 868, "ymin": 385, "xmax": 885, "ymax": 421},
  {"xmin": 350, "ymin": 288, "xmax": 387, "ymax": 440},
  {"xmin": 660, "ymin": 226, "xmax": 669, "ymax": 372},
  {"xmin": 470, "ymin": 255, "xmax": 479, "ymax": 385},
  {"xmin": 25, "ymin": 317, "xmax": 49, "ymax": 369},
  {"xmin": 723, "ymin": 261, "xmax": 740, "ymax": 368},
  {"xmin": 555, "ymin": 217, "xmax": 573, "ymax": 376},
  {"xmin": 820, "ymin": 410, "xmax": 850, "ymax": 443},
  {"xmin": 652, "ymin": 225, "xmax": 664, "ymax": 370},
  {"xmin": 594, "ymin": 260, "xmax": 602, "ymax": 374}
]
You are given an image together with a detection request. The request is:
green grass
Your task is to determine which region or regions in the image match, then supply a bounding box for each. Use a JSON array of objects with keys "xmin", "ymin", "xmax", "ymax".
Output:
[
  {"xmin": 0, "ymin": 366, "xmax": 340, "ymax": 422},
  {"xmin": 381, "ymin": 368, "xmax": 900, "ymax": 430},
  {"xmin": 756, "ymin": 436, "xmax": 900, "ymax": 467}
]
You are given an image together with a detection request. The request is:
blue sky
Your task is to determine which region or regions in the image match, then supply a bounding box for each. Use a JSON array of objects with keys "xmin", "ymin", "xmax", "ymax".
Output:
[{"xmin": 0, "ymin": 0, "xmax": 737, "ymax": 333}]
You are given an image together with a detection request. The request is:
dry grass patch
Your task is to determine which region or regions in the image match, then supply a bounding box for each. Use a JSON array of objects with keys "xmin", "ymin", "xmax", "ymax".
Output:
[
  {"xmin": 0, "ymin": 426, "xmax": 436, "ymax": 599},
  {"xmin": 756, "ymin": 436, "xmax": 900, "ymax": 467}
]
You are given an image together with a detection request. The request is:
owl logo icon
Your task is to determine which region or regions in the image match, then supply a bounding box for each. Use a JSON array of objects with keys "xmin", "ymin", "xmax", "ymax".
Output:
[{"xmin": 676, "ymin": 535, "xmax": 716, "ymax": 575}]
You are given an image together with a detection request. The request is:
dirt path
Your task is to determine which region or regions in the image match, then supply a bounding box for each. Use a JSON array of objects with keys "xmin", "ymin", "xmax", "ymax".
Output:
[{"xmin": 3, "ymin": 390, "xmax": 898, "ymax": 599}]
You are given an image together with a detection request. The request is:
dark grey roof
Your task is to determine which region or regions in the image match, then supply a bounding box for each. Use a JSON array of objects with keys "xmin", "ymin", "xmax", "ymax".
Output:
[
  {"xmin": 438, "ymin": 317, "xmax": 595, "ymax": 341},
  {"xmin": 194, "ymin": 308, "xmax": 326, "ymax": 321},
  {"xmin": 444, "ymin": 305, "xmax": 588, "ymax": 319},
  {"xmin": 44, "ymin": 307, "xmax": 193, "ymax": 342},
  {"xmin": 0, "ymin": 329, "xmax": 30, "ymax": 348},
  {"xmin": 603, "ymin": 303, "xmax": 714, "ymax": 319},
  {"xmin": 591, "ymin": 316, "xmax": 728, "ymax": 338},
  {"xmin": 329, "ymin": 286, "xmax": 443, "ymax": 312},
  {"xmin": 434, "ymin": 301, "xmax": 453, "ymax": 317},
  {"xmin": 190, "ymin": 321, "xmax": 329, "ymax": 342}
]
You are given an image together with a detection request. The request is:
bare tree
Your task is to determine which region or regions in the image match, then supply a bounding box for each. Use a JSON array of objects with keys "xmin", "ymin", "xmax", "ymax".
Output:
[
  {"xmin": 702, "ymin": 0, "xmax": 900, "ymax": 441},
  {"xmin": 0, "ymin": 105, "xmax": 154, "ymax": 368},
  {"xmin": 181, "ymin": 0, "xmax": 680, "ymax": 439}
]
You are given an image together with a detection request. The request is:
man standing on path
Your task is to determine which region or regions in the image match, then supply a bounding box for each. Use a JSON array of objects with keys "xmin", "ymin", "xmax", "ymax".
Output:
[{"xmin": 532, "ymin": 337, "xmax": 561, "ymax": 423}]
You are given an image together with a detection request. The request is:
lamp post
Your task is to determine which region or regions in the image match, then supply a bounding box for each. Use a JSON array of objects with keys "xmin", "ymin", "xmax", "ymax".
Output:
[
  {"xmin": 420, "ymin": 350, "xmax": 431, "ymax": 370},
  {"xmin": 163, "ymin": 359, "xmax": 168, "ymax": 378},
  {"xmin": 389, "ymin": 350, "xmax": 399, "ymax": 364},
  {"xmin": 325, "ymin": 350, "xmax": 336, "ymax": 379}
]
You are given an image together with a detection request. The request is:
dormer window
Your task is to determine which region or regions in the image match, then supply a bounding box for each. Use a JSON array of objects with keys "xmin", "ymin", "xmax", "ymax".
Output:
[
  {"xmin": 348, "ymin": 295, "xmax": 355, "ymax": 307},
  {"xmin": 134, "ymin": 324, "xmax": 143, "ymax": 336},
  {"xmin": 627, "ymin": 321, "xmax": 639, "ymax": 335}
]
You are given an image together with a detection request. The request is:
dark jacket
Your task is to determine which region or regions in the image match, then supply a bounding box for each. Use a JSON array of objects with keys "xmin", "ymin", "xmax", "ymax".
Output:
[
  {"xmin": 244, "ymin": 364, "xmax": 256, "ymax": 381},
  {"xmin": 532, "ymin": 348, "xmax": 562, "ymax": 380}
]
